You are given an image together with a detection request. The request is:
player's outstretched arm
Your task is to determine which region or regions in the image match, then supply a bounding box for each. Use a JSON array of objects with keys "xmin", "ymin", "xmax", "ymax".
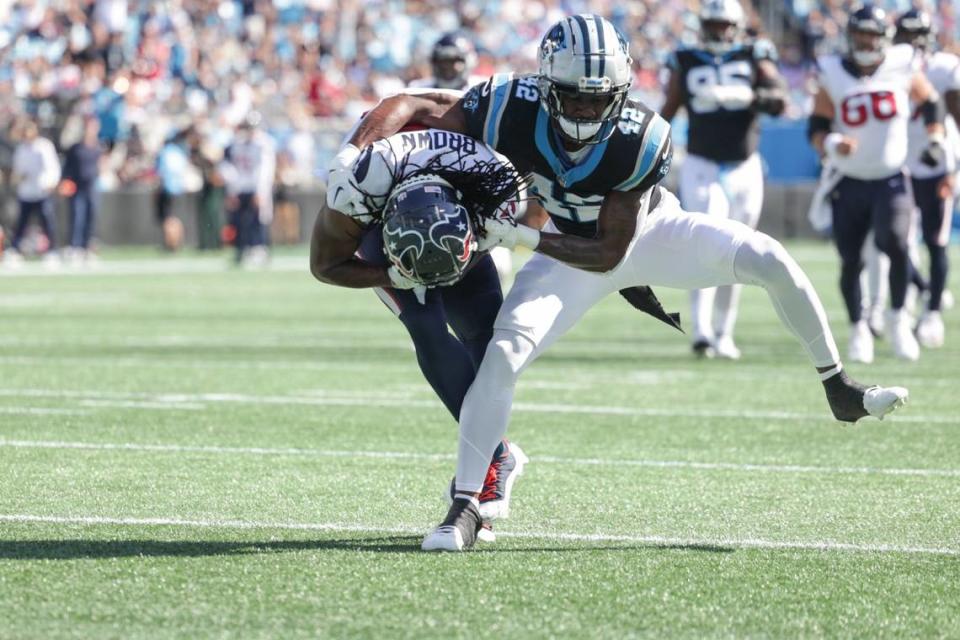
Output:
[
  {"xmin": 754, "ymin": 59, "xmax": 787, "ymax": 116},
  {"xmin": 348, "ymin": 93, "xmax": 468, "ymax": 149},
  {"xmin": 528, "ymin": 189, "xmax": 643, "ymax": 273},
  {"xmin": 658, "ymin": 70, "xmax": 683, "ymax": 122},
  {"xmin": 309, "ymin": 205, "xmax": 391, "ymax": 288}
]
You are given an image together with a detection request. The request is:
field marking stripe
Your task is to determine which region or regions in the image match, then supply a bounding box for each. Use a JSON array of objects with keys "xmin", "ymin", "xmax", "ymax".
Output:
[
  {"xmin": 0, "ymin": 514, "xmax": 955, "ymax": 557},
  {"xmin": 0, "ymin": 388, "xmax": 955, "ymax": 424},
  {"xmin": 2, "ymin": 439, "xmax": 958, "ymax": 478}
]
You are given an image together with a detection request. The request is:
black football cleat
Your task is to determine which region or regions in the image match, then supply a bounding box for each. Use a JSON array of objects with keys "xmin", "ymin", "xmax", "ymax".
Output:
[
  {"xmin": 421, "ymin": 496, "xmax": 483, "ymax": 552},
  {"xmin": 692, "ymin": 338, "xmax": 716, "ymax": 359},
  {"xmin": 823, "ymin": 370, "xmax": 909, "ymax": 423}
]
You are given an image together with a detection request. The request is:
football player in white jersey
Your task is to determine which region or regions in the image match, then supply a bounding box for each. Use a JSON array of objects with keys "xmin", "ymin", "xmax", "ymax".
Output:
[
  {"xmin": 408, "ymin": 33, "xmax": 515, "ymax": 283},
  {"xmin": 313, "ymin": 127, "xmax": 531, "ymax": 541},
  {"xmin": 343, "ymin": 14, "xmax": 911, "ymax": 551},
  {"xmin": 895, "ymin": 9, "xmax": 958, "ymax": 348},
  {"xmin": 808, "ymin": 4, "xmax": 944, "ymax": 362},
  {"xmin": 660, "ymin": 0, "xmax": 787, "ymax": 359}
]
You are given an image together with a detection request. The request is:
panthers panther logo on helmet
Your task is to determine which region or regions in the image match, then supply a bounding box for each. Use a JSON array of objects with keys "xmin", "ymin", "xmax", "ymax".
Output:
[{"xmin": 382, "ymin": 174, "xmax": 476, "ymax": 287}]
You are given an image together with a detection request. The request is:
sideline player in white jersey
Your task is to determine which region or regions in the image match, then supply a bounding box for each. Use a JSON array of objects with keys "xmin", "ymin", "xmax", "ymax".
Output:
[
  {"xmin": 315, "ymin": 127, "xmax": 530, "ymax": 540},
  {"xmin": 808, "ymin": 4, "xmax": 944, "ymax": 362},
  {"xmin": 660, "ymin": 0, "xmax": 787, "ymax": 359},
  {"xmin": 408, "ymin": 33, "xmax": 516, "ymax": 283},
  {"xmin": 341, "ymin": 14, "xmax": 911, "ymax": 551},
  {"xmin": 895, "ymin": 9, "xmax": 958, "ymax": 348}
]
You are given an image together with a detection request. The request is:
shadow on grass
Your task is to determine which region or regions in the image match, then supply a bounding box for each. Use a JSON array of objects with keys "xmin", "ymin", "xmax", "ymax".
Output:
[{"xmin": 0, "ymin": 537, "xmax": 735, "ymax": 559}]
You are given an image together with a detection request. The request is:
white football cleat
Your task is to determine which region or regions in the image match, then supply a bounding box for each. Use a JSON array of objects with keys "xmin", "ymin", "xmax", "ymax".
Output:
[
  {"xmin": 848, "ymin": 320, "xmax": 875, "ymax": 364},
  {"xmin": 886, "ymin": 309, "xmax": 919, "ymax": 361},
  {"xmin": 713, "ymin": 335, "xmax": 741, "ymax": 360},
  {"xmin": 916, "ymin": 310, "xmax": 945, "ymax": 349},
  {"xmin": 477, "ymin": 520, "xmax": 496, "ymax": 543},
  {"xmin": 862, "ymin": 385, "xmax": 910, "ymax": 420}
]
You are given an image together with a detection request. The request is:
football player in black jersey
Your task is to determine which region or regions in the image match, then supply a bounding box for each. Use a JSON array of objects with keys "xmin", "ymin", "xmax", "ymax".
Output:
[
  {"xmin": 660, "ymin": 0, "xmax": 787, "ymax": 360},
  {"xmin": 337, "ymin": 14, "xmax": 910, "ymax": 551}
]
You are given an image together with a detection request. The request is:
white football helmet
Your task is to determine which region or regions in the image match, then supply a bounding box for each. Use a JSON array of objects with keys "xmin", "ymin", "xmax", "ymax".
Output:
[
  {"xmin": 537, "ymin": 14, "xmax": 633, "ymax": 145},
  {"xmin": 699, "ymin": 0, "xmax": 745, "ymax": 54}
]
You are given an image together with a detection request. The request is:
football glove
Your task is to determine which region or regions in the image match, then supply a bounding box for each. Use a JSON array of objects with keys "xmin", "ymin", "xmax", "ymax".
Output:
[
  {"xmin": 477, "ymin": 217, "xmax": 540, "ymax": 251},
  {"xmin": 326, "ymin": 144, "xmax": 368, "ymax": 216},
  {"xmin": 920, "ymin": 138, "xmax": 945, "ymax": 168},
  {"xmin": 387, "ymin": 265, "xmax": 428, "ymax": 304}
]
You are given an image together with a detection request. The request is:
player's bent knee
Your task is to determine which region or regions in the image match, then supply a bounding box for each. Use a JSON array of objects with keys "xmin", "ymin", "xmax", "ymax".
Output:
[
  {"xmin": 735, "ymin": 232, "xmax": 797, "ymax": 289},
  {"xmin": 480, "ymin": 329, "xmax": 537, "ymax": 387}
]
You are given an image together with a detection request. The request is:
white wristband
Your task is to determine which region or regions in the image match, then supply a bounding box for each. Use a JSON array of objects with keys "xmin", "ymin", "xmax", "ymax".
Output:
[
  {"xmin": 822, "ymin": 132, "xmax": 844, "ymax": 158},
  {"xmin": 516, "ymin": 225, "xmax": 541, "ymax": 250}
]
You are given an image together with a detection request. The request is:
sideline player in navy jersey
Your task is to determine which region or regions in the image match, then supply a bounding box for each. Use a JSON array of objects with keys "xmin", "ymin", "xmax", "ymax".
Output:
[
  {"xmin": 895, "ymin": 9, "xmax": 958, "ymax": 349},
  {"xmin": 313, "ymin": 128, "xmax": 532, "ymax": 541},
  {"xmin": 338, "ymin": 14, "xmax": 910, "ymax": 551},
  {"xmin": 660, "ymin": 0, "xmax": 787, "ymax": 360},
  {"xmin": 808, "ymin": 4, "xmax": 943, "ymax": 362}
]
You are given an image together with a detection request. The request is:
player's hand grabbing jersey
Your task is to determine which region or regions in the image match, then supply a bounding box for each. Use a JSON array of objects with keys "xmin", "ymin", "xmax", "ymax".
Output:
[
  {"xmin": 668, "ymin": 39, "xmax": 778, "ymax": 162},
  {"xmin": 817, "ymin": 43, "xmax": 915, "ymax": 180},
  {"xmin": 459, "ymin": 73, "xmax": 672, "ymax": 237}
]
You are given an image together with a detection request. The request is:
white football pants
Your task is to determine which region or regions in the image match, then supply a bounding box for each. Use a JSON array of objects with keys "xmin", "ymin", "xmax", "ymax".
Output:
[
  {"xmin": 454, "ymin": 187, "xmax": 841, "ymax": 492},
  {"xmin": 679, "ymin": 152, "xmax": 764, "ymax": 345}
]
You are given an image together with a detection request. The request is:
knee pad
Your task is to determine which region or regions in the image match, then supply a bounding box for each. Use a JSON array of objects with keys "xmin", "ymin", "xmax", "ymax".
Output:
[{"xmin": 480, "ymin": 329, "xmax": 537, "ymax": 389}]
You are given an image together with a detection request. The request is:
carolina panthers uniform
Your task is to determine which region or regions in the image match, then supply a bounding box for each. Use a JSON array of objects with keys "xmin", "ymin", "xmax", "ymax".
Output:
[
  {"xmin": 669, "ymin": 40, "xmax": 778, "ymax": 350},
  {"xmin": 461, "ymin": 73, "xmax": 672, "ymax": 237},
  {"xmin": 339, "ymin": 128, "xmax": 517, "ymax": 420},
  {"xmin": 456, "ymin": 72, "xmax": 774, "ymax": 354},
  {"xmin": 817, "ymin": 44, "xmax": 917, "ymax": 322}
]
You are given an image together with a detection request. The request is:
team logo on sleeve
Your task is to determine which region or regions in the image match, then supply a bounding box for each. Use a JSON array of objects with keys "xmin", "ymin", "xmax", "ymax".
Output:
[{"xmin": 463, "ymin": 86, "xmax": 480, "ymax": 113}]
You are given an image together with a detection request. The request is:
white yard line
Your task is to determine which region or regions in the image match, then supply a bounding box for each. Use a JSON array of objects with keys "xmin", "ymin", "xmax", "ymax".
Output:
[
  {"xmin": 0, "ymin": 386, "xmax": 953, "ymax": 423},
  {"xmin": 0, "ymin": 407, "xmax": 89, "ymax": 416},
  {"xmin": 0, "ymin": 513, "xmax": 955, "ymax": 556},
  {"xmin": 1, "ymin": 438, "xmax": 957, "ymax": 478},
  {"xmin": 0, "ymin": 256, "xmax": 307, "ymax": 277}
]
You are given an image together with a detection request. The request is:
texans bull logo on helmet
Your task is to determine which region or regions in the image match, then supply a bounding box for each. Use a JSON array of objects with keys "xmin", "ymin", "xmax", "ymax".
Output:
[{"xmin": 382, "ymin": 177, "xmax": 476, "ymax": 287}]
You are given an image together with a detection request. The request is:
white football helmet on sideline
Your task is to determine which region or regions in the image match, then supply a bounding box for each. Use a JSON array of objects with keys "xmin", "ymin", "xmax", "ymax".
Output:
[
  {"xmin": 537, "ymin": 14, "xmax": 633, "ymax": 145},
  {"xmin": 699, "ymin": 0, "xmax": 746, "ymax": 54}
]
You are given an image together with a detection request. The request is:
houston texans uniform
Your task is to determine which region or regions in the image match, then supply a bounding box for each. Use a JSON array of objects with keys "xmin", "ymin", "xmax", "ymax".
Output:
[
  {"xmin": 817, "ymin": 44, "xmax": 917, "ymax": 321},
  {"xmin": 906, "ymin": 50, "xmax": 960, "ymax": 312},
  {"xmin": 341, "ymin": 128, "xmax": 518, "ymax": 421}
]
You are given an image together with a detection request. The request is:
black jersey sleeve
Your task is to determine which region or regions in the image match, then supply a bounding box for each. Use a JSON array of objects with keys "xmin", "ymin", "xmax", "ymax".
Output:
[
  {"xmin": 612, "ymin": 112, "xmax": 673, "ymax": 192},
  {"xmin": 459, "ymin": 73, "xmax": 520, "ymax": 147}
]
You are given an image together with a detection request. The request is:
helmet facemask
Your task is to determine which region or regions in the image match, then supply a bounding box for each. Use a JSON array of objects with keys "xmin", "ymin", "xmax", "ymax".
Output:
[
  {"xmin": 701, "ymin": 19, "xmax": 741, "ymax": 55},
  {"xmin": 382, "ymin": 175, "xmax": 476, "ymax": 287},
  {"xmin": 848, "ymin": 28, "xmax": 889, "ymax": 67}
]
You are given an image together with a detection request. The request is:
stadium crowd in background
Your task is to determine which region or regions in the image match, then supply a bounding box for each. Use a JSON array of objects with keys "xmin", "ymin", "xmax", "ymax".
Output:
[{"xmin": 0, "ymin": 0, "xmax": 958, "ymax": 259}]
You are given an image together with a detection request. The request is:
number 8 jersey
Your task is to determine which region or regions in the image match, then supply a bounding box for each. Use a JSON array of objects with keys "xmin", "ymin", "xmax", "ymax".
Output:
[{"xmin": 816, "ymin": 43, "xmax": 915, "ymax": 180}]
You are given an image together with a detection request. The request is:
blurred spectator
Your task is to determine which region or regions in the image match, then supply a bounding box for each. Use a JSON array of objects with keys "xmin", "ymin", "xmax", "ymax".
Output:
[
  {"xmin": 219, "ymin": 113, "xmax": 275, "ymax": 266},
  {"xmin": 8, "ymin": 119, "xmax": 61, "ymax": 265},
  {"xmin": 155, "ymin": 126, "xmax": 195, "ymax": 251},
  {"xmin": 61, "ymin": 116, "xmax": 103, "ymax": 262},
  {"xmin": 191, "ymin": 133, "xmax": 225, "ymax": 251}
]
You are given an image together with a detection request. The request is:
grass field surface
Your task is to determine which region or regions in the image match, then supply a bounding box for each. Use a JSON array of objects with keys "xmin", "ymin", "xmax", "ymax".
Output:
[{"xmin": 1, "ymin": 243, "xmax": 958, "ymax": 638}]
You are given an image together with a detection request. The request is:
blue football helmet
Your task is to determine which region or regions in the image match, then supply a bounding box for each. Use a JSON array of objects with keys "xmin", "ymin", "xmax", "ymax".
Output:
[{"xmin": 382, "ymin": 174, "xmax": 476, "ymax": 287}]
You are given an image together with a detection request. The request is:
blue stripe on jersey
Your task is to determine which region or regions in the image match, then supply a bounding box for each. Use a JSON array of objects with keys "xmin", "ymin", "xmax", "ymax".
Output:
[
  {"xmin": 614, "ymin": 115, "xmax": 669, "ymax": 191},
  {"xmin": 534, "ymin": 107, "xmax": 610, "ymax": 188},
  {"xmin": 573, "ymin": 14, "xmax": 591, "ymax": 76},
  {"xmin": 593, "ymin": 15, "xmax": 605, "ymax": 77},
  {"xmin": 483, "ymin": 73, "xmax": 513, "ymax": 148}
]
